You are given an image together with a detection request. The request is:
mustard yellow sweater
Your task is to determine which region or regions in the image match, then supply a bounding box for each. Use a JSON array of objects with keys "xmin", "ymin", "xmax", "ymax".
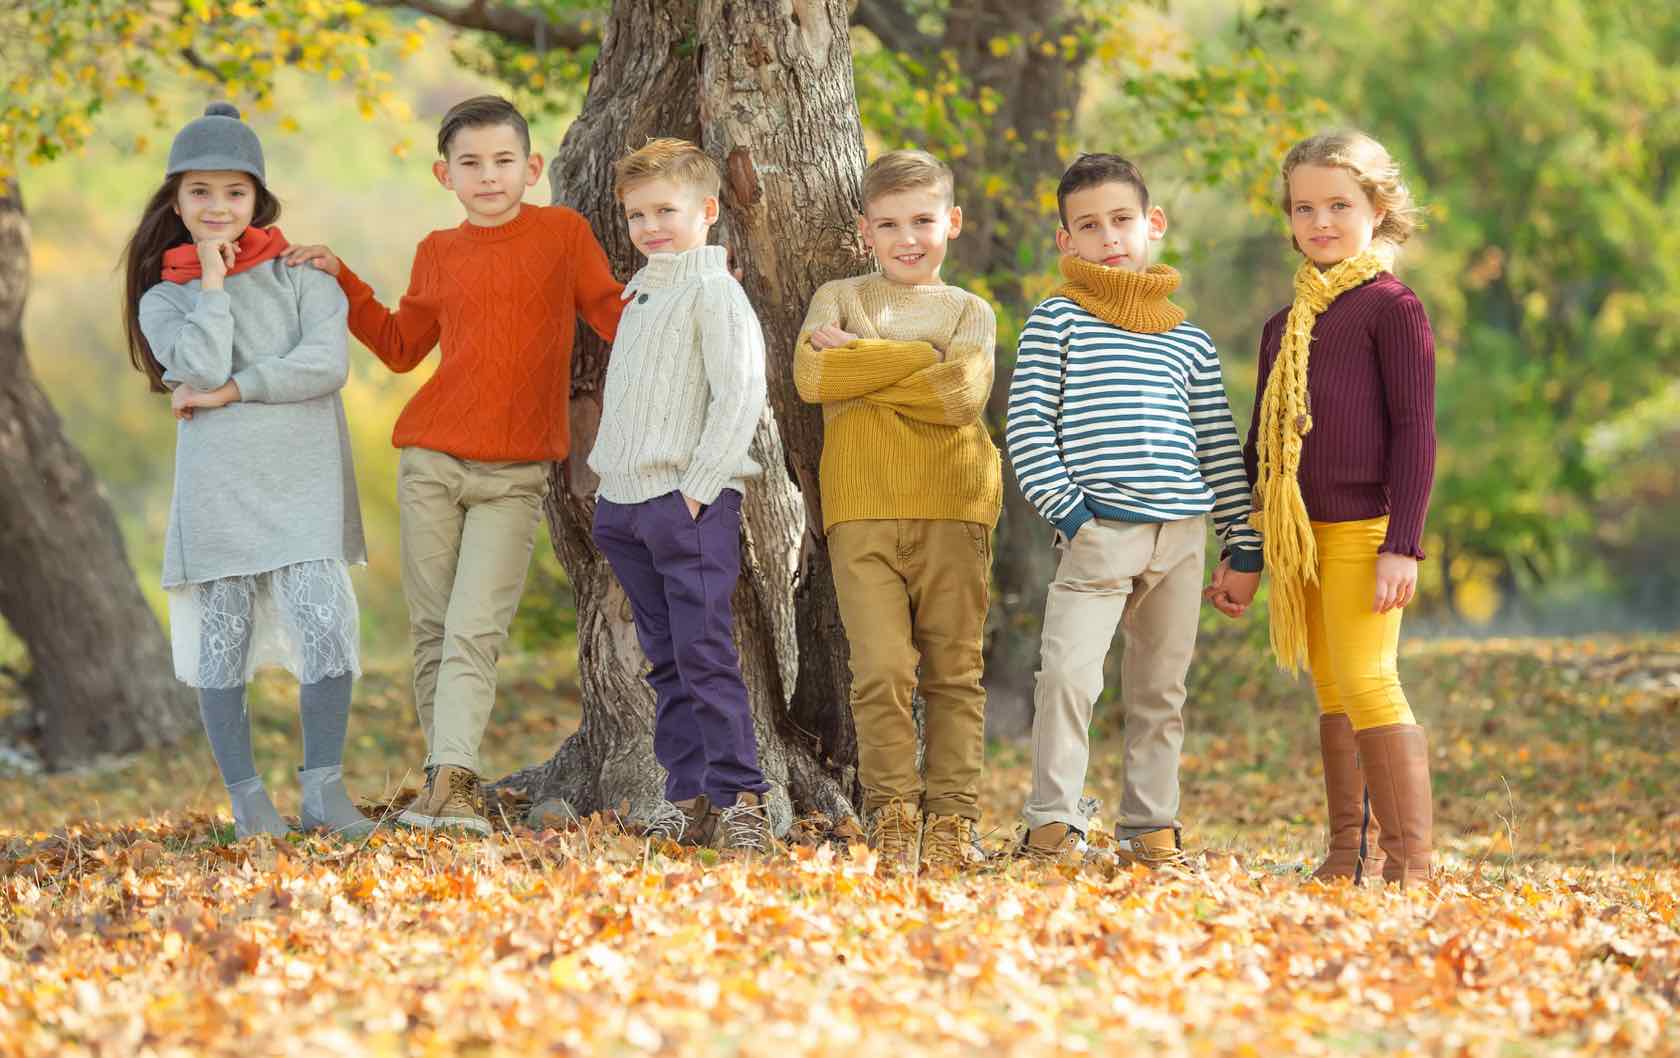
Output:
[{"xmin": 794, "ymin": 273, "xmax": 1002, "ymax": 531}]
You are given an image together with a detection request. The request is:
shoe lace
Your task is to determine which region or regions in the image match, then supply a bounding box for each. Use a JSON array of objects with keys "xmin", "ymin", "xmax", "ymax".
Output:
[
  {"xmin": 639, "ymin": 800, "xmax": 690, "ymax": 843},
  {"xmin": 922, "ymin": 816, "xmax": 972, "ymax": 862},
  {"xmin": 445, "ymin": 770, "xmax": 483, "ymax": 815},
  {"xmin": 870, "ymin": 802, "xmax": 916, "ymax": 853},
  {"xmin": 717, "ymin": 799, "xmax": 771, "ymax": 852}
]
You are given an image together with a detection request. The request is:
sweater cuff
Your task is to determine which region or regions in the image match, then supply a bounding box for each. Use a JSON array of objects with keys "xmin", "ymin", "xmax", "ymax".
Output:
[
  {"xmin": 1053, "ymin": 502, "xmax": 1094, "ymax": 541},
  {"xmin": 1226, "ymin": 547, "xmax": 1264, "ymax": 573},
  {"xmin": 229, "ymin": 365, "xmax": 269, "ymax": 405},
  {"xmin": 679, "ymin": 463, "xmax": 734, "ymax": 507}
]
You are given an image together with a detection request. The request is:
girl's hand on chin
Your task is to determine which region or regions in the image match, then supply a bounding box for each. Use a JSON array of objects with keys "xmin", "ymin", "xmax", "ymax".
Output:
[{"xmin": 196, "ymin": 239, "xmax": 235, "ymax": 287}]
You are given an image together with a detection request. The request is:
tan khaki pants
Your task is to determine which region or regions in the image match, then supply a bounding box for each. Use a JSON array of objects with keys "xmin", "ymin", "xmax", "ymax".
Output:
[
  {"xmin": 829, "ymin": 519, "xmax": 991, "ymax": 820},
  {"xmin": 399, "ymin": 447, "xmax": 548, "ymax": 774},
  {"xmin": 1025, "ymin": 516, "xmax": 1205, "ymax": 833}
]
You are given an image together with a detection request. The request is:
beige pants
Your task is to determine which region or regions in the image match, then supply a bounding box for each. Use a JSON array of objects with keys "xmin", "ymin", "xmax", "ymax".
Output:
[
  {"xmin": 399, "ymin": 447, "xmax": 548, "ymax": 774},
  {"xmin": 1025, "ymin": 516, "xmax": 1205, "ymax": 833},
  {"xmin": 829, "ymin": 519, "xmax": 991, "ymax": 820}
]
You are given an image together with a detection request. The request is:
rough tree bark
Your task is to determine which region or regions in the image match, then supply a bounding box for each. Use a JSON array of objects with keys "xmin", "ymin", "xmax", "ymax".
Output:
[
  {"xmin": 498, "ymin": 0, "xmax": 870, "ymax": 829},
  {"xmin": 858, "ymin": 0, "xmax": 1090, "ymax": 737},
  {"xmin": 0, "ymin": 185, "xmax": 198, "ymax": 769}
]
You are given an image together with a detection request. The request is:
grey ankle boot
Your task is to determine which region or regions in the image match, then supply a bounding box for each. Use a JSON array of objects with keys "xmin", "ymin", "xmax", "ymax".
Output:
[
  {"xmin": 298, "ymin": 765, "xmax": 376, "ymax": 840},
  {"xmin": 226, "ymin": 775, "xmax": 293, "ymax": 839}
]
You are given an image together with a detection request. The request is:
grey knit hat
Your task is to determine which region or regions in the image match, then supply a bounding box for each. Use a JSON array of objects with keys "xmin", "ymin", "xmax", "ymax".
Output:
[{"xmin": 166, "ymin": 102, "xmax": 265, "ymax": 183}]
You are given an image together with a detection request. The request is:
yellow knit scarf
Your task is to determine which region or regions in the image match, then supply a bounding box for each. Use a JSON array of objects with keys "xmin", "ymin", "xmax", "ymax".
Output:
[
  {"xmin": 1252, "ymin": 246, "xmax": 1393, "ymax": 672},
  {"xmin": 1056, "ymin": 256, "xmax": 1187, "ymax": 334}
]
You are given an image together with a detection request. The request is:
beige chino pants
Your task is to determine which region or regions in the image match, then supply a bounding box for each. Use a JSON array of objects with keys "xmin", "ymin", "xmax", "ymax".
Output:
[
  {"xmin": 1025, "ymin": 516, "xmax": 1205, "ymax": 833},
  {"xmin": 398, "ymin": 446, "xmax": 548, "ymax": 774},
  {"xmin": 828, "ymin": 518, "xmax": 992, "ymax": 820}
]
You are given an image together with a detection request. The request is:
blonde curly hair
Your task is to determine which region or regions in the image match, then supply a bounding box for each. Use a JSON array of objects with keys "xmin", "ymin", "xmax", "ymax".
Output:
[{"xmin": 1279, "ymin": 130, "xmax": 1421, "ymax": 251}]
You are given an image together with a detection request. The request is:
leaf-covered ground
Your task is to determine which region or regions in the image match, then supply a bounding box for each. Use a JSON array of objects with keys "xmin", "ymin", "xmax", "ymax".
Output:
[{"xmin": 2, "ymin": 637, "xmax": 1677, "ymax": 1056}]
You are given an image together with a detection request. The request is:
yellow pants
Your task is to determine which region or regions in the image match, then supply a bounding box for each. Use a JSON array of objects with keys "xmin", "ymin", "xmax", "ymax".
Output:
[{"xmin": 1304, "ymin": 516, "xmax": 1416, "ymax": 731}]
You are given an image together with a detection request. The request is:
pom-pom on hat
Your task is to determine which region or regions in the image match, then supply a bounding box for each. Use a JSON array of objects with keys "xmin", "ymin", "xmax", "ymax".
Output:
[{"xmin": 166, "ymin": 101, "xmax": 266, "ymax": 183}]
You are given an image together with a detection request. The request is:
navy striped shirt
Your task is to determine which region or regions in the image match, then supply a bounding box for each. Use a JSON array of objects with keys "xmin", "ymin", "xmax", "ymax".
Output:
[{"xmin": 1006, "ymin": 296, "xmax": 1262, "ymax": 569}]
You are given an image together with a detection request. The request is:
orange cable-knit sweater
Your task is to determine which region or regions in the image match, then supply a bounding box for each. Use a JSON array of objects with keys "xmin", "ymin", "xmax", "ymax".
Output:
[{"xmin": 335, "ymin": 204, "xmax": 624, "ymax": 462}]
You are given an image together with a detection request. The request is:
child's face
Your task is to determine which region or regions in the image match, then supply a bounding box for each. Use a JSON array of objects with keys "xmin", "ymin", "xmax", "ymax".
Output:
[
  {"xmin": 1056, "ymin": 181, "xmax": 1166, "ymax": 272},
  {"xmin": 858, "ymin": 187, "xmax": 961, "ymax": 287},
  {"xmin": 433, "ymin": 123, "xmax": 543, "ymax": 227},
  {"xmin": 1287, "ymin": 163, "xmax": 1385, "ymax": 269},
  {"xmin": 621, "ymin": 178, "xmax": 717, "ymax": 257},
  {"xmin": 173, "ymin": 171, "xmax": 257, "ymax": 243}
]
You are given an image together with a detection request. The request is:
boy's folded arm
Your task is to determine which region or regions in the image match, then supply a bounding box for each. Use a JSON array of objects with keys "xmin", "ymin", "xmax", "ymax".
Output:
[
  {"xmin": 866, "ymin": 297, "xmax": 996, "ymax": 425},
  {"xmin": 865, "ymin": 356, "xmax": 987, "ymax": 425},
  {"xmin": 1005, "ymin": 308, "xmax": 1092, "ymax": 538},
  {"xmin": 232, "ymin": 272, "xmax": 351, "ymax": 404},
  {"xmin": 793, "ymin": 336, "xmax": 940, "ymax": 403},
  {"xmin": 680, "ymin": 278, "xmax": 769, "ymax": 505},
  {"xmin": 335, "ymin": 250, "xmax": 440, "ymax": 373},
  {"xmin": 140, "ymin": 287, "xmax": 235, "ymax": 391},
  {"xmin": 1190, "ymin": 341, "xmax": 1264, "ymax": 570}
]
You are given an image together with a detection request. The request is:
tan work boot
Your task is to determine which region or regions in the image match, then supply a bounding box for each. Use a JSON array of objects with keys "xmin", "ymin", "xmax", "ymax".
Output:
[
  {"xmin": 1114, "ymin": 825, "xmax": 1188, "ymax": 868},
  {"xmin": 1018, "ymin": 821, "xmax": 1084, "ymax": 865},
  {"xmin": 1356, "ymin": 723, "xmax": 1434, "ymax": 889},
  {"xmin": 869, "ymin": 800, "xmax": 921, "ymax": 873},
  {"xmin": 920, "ymin": 814, "xmax": 984, "ymax": 871},
  {"xmin": 1313, "ymin": 712, "xmax": 1384, "ymax": 882},
  {"xmin": 710, "ymin": 791, "xmax": 777, "ymax": 854},
  {"xmin": 398, "ymin": 765, "xmax": 491, "ymax": 836}
]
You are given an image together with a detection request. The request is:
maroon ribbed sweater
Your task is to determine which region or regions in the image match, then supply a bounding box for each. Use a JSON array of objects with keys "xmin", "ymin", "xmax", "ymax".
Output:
[{"xmin": 1242, "ymin": 272, "xmax": 1436, "ymax": 559}]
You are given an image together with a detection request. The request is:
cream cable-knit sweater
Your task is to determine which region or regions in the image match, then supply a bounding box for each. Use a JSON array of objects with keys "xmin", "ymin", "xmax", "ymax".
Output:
[{"xmin": 588, "ymin": 244, "xmax": 766, "ymax": 505}]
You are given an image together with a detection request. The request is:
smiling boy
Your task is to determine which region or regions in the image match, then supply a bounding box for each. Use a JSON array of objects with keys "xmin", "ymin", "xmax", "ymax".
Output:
[
  {"xmin": 1005, "ymin": 154, "xmax": 1262, "ymax": 866},
  {"xmin": 793, "ymin": 149, "xmax": 1001, "ymax": 873},
  {"xmin": 586, "ymin": 138, "xmax": 774, "ymax": 854},
  {"xmin": 282, "ymin": 96, "xmax": 624, "ymax": 834}
]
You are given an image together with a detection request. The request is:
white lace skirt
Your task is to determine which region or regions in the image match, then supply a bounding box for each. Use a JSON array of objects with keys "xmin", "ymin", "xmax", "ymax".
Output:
[{"xmin": 169, "ymin": 559, "xmax": 361, "ymax": 689}]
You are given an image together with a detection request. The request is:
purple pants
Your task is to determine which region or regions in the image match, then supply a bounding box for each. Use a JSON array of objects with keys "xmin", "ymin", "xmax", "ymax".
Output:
[{"xmin": 592, "ymin": 489, "xmax": 767, "ymax": 804}]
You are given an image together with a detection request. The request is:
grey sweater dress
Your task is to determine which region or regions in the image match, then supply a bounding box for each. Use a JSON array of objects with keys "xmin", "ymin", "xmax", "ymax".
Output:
[{"xmin": 139, "ymin": 258, "xmax": 366, "ymax": 688}]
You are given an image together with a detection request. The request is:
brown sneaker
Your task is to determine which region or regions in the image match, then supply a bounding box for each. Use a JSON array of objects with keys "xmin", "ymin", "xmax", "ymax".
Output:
[
  {"xmin": 1019, "ymin": 822, "xmax": 1085, "ymax": 865},
  {"xmin": 673, "ymin": 795, "xmax": 715, "ymax": 846},
  {"xmin": 920, "ymin": 814, "xmax": 984, "ymax": 871},
  {"xmin": 710, "ymin": 791, "xmax": 777, "ymax": 854},
  {"xmin": 1114, "ymin": 825, "xmax": 1188, "ymax": 868},
  {"xmin": 869, "ymin": 800, "xmax": 921, "ymax": 873},
  {"xmin": 398, "ymin": 765, "xmax": 491, "ymax": 836}
]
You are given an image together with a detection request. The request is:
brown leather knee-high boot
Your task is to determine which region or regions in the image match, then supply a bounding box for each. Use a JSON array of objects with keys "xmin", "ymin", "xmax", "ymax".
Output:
[
  {"xmin": 1356, "ymin": 723, "xmax": 1434, "ymax": 887},
  {"xmin": 1312, "ymin": 713, "xmax": 1384, "ymax": 882}
]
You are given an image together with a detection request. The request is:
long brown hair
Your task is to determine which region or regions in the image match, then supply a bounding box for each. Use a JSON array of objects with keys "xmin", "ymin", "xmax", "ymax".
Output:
[{"xmin": 121, "ymin": 173, "xmax": 281, "ymax": 392}]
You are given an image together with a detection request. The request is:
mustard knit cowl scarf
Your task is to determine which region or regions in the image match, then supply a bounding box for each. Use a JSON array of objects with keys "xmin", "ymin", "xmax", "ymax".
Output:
[
  {"xmin": 1252, "ymin": 245, "xmax": 1394, "ymax": 672},
  {"xmin": 1056, "ymin": 255, "xmax": 1186, "ymax": 333}
]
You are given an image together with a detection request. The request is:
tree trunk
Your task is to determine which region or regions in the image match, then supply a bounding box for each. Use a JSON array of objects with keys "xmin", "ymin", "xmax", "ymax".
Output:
[
  {"xmin": 940, "ymin": 1, "xmax": 1088, "ymax": 738},
  {"xmin": 0, "ymin": 185, "xmax": 198, "ymax": 769},
  {"xmin": 499, "ymin": 0, "xmax": 868, "ymax": 829}
]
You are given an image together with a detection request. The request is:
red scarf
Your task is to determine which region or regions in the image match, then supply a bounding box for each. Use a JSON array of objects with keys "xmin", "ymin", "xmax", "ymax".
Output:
[{"xmin": 161, "ymin": 226, "xmax": 291, "ymax": 284}]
